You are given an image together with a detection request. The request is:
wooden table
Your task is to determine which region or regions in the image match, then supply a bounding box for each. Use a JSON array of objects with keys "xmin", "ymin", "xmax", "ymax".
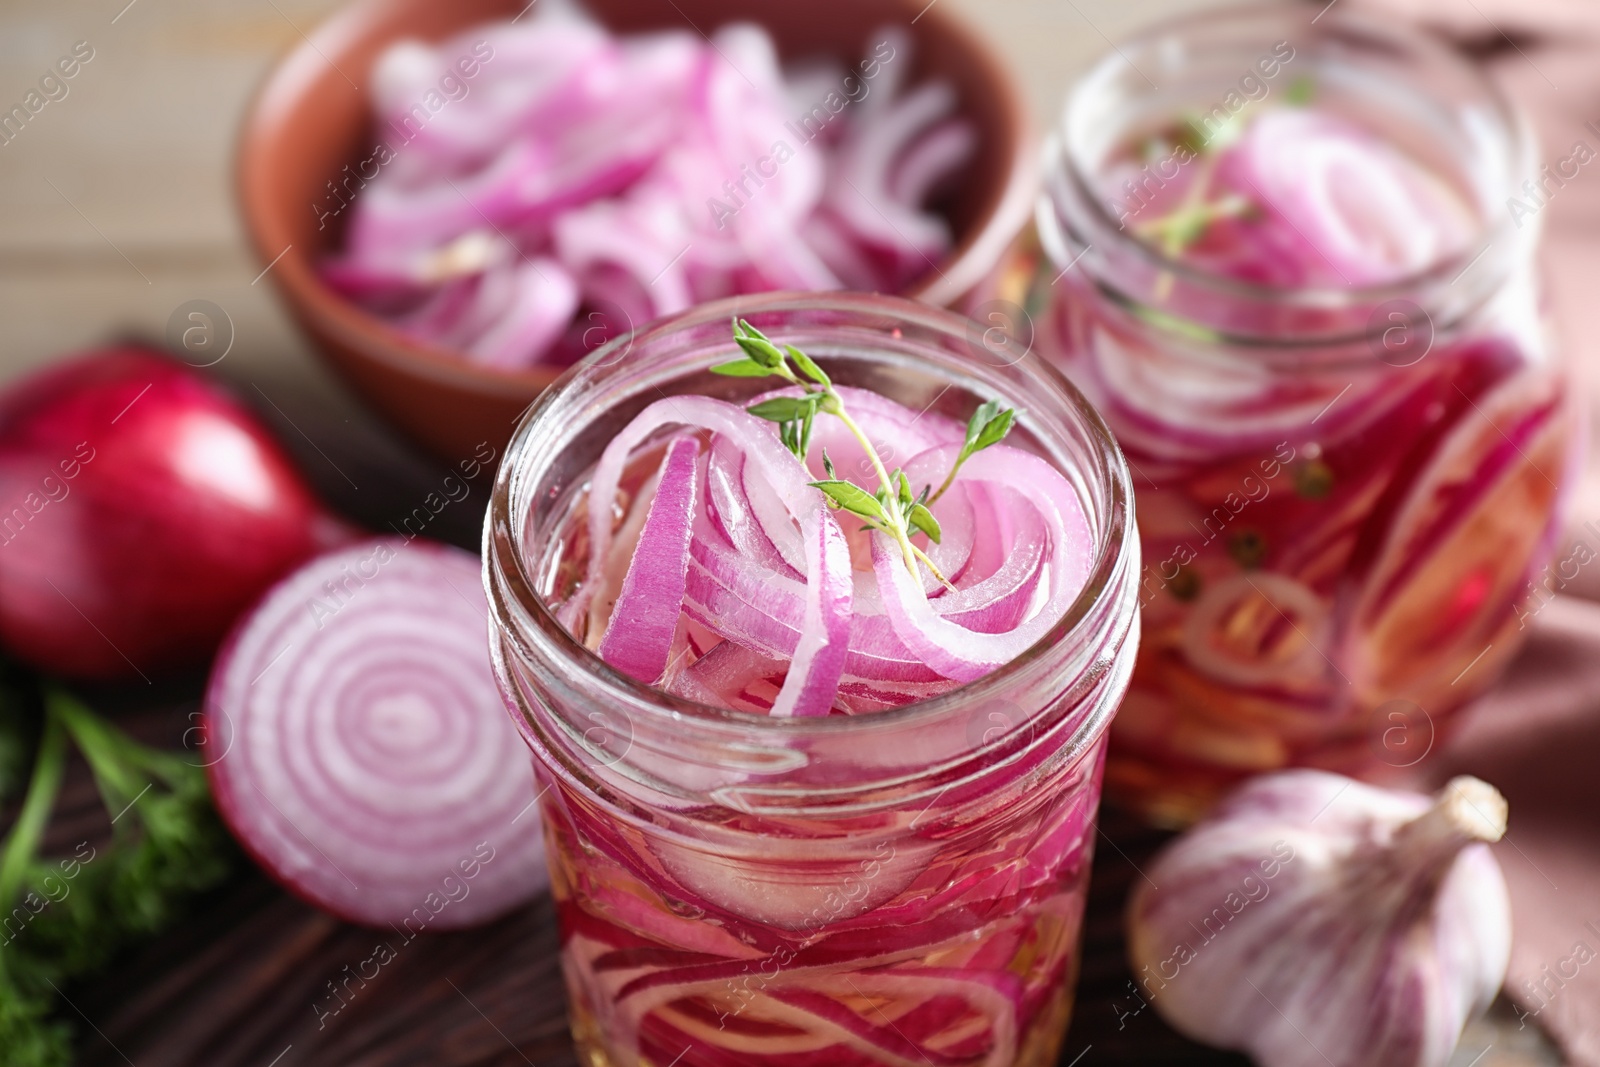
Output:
[{"xmin": 0, "ymin": 0, "xmax": 1570, "ymax": 1062}]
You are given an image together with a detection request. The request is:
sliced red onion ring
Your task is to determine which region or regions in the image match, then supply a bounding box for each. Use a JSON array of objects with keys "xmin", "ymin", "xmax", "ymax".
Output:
[
  {"xmin": 666, "ymin": 639, "xmax": 787, "ymax": 712},
  {"xmin": 583, "ymin": 396, "xmax": 851, "ymax": 713},
  {"xmin": 873, "ymin": 445, "xmax": 1093, "ymax": 682},
  {"xmin": 684, "ymin": 533, "xmax": 941, "ymax": 683},
  {"xmin": 891, "ymin": 119, "xmax": 976, "ymax": 208},
  {"xmin": 206, "ymin": 538, "xmax": 547, "ymax": 928},
  {"xmin": 706, "ymin": 435, "xmax": 802, "ymax": 580},
  {"xmin": 598, "ymin": 436, "xmax": 701, "ymax": 683},
  {"xmin": 768, "ymin": 505, "xmax": 851, "ymax": 717},
  {"xmin": 1180, "ymin": 571, "xmax": 1331, "ymax": 690}
]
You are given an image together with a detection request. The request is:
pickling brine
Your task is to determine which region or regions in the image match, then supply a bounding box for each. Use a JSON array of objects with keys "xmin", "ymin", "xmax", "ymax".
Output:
[
  {"xmin": 1035, "ymin": 5, "xmax": 1576, "ymax": 823},
  {"xmin": 486, "ymin": 295, "xmax": 1139, "ymax": 1066}
]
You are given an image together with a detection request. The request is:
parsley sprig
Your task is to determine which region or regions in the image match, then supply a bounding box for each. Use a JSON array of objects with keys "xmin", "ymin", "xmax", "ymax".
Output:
[
  {"xmin": 0, "ymin": 682, "xmax": 232, "ymax": 1066},
  {"xmin": 713, "ymin": 318, "xmax": 1016, "ymax": 586}
]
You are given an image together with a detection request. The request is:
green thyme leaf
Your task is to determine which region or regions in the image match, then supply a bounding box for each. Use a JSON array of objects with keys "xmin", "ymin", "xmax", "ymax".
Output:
[
  {"xmin": 734, "ymin": 336, "xmax": 785, "ymax": 369},
  {"xmin": 747, "ymin": 397, "xmax": 817, "ymax": 423},
  {"xmin": 734, "ymin": 319, "xmax": 786, "ymax": 369},
  {"xmin": 972, "ymin": 407, "xmax": 1016, "ymax": 452},
  {"xmin": 965, "ymin": 400, "xmax": 1001, "ymax": 449},
  {"xmin": 822, "ymin": 448, "xmax": 836, "ymax": 479},
  {"xmin": 711, "ymin": 358, "xmax": 773, "ymax": 377},
  {"xmin": 787, "ymin": 345, "xmax": 830, "ymax": 389},
  {"xmin": 907, "ymin": 503, "xmax": 942, "ymax": 544},
  {"xmin": 896, "ymin": 470, "xmax": 914, "ymax": 509},
  {"xmin": 809, "ymin": 480, "xmax": 886, "ymax": 521},
  {"xmin": 800, "ymin": 405, "xmax": 816, "ymax": 457}
]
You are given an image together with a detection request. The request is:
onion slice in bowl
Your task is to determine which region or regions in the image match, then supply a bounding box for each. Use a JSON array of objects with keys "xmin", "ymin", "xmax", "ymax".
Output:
[{"xmin": 205, "ymin": 537, "xmax": 547, "ymax": 929}]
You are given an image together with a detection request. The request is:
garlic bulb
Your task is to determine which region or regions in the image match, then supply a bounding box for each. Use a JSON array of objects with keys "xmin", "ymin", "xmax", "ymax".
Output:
[{"xmin": 1126, "ymin": 770, "xmax": 1511, "ymax": 1067}]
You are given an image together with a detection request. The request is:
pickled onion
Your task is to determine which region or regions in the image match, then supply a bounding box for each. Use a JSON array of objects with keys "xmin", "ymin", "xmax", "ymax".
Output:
[
  {"xmin": 873, "ymin": 445, "xmax": 1093, "ymax": 683},
  {"xmin": 323, "ymin": 15, "xmax": 973, "ymax": 369},
  {"xmin": 598, "ymin": 436, "xmax": 701, "ymax": 683},
  {"xmin": 567, "ymin": 392, "xmax": 1093, "ymax": 711}
]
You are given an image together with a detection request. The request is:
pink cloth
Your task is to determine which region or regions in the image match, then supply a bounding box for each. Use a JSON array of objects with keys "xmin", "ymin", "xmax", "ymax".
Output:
[
  {"xmin": 1341, "ymin": 0, "xmax": 1600, "ymax": 1059},
  {"xmin": 1420, "ymin": 598, "xmax": 1600, "ymax": 1063}
]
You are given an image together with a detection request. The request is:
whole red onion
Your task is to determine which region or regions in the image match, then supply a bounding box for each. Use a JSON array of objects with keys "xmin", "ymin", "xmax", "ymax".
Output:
[{"xmin": 0, "ymin": 346, "xmax": 351, "ymax": 680}]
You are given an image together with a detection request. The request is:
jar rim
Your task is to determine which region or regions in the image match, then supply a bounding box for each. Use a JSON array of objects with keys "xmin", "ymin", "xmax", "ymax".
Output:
[
  {"xmin": 1047, "ymin": 1, "xmax": 1534, "ymax": 322},
  {"xmin": 484, "ymin": 291, "xmax": 1139, "ymax": 745}
]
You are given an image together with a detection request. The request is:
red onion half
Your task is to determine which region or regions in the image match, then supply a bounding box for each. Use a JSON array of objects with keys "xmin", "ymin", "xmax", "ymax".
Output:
[{"xmin": 206, "ymin": 537, "xmax": 546, "ymax": 929}]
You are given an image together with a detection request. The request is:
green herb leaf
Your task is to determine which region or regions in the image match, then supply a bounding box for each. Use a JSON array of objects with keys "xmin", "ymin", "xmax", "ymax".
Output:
[
  {"xmin": 787, "ymin": 345, "xmax": 830, "ymax": 389},
  {"xmin": 800, "ymin": 404, "xmax": 816, "ymax": 457},
  {"xmin": 734, "ymin": 336, "xmax": 785, "ymax": 369},
  {"xmin": 779, "ymin": 421, "xmax": 800, "ymax": 457},
  {"xmin": 747, "ymin": 396, "xmax": 817, "ymax": 423},
  {"xmin": 734, "ymin": 319, "xmax": 786, "ymax": 369},
  {"xmin": 710, "ymin": 358, "xmax": 773, "ymax": 378},
  {"xmin": 972, "ymin": 407, "xmax": 1016, "ymax": 451},
  {"xmin": 896, "ymin": 470, "xmax": 913, "ymax": 509},
  {"xmin": 809, "ymin": 480, "xmax": 886, "ymax": 521},
  {"xmin": 0, "ymin": 686, "xmax": 233, "ymax": 1065},
  {"xmin": 907, "ymin": 503, "xmax": 942, "ymax": 544},
  {"xmin": 822, "ymin": 448, "xmax": 836, "ymax": 479},
  {"xmin": 965, "ymin": 399, "xmax": 1000, "ymax": 449}
]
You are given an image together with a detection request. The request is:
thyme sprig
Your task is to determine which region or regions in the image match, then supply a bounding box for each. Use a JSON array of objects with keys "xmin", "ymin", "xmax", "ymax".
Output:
[{"xmin": 712, "ymin": 318, "xmax": 1016, "ymax": 586}]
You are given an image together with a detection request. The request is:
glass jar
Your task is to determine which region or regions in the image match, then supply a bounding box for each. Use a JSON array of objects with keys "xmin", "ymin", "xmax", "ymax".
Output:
[
  {"xmin": 485, "ymin": 293, "xmax": 1139, "ymax": 1067},
  {"xmin": 1035, "ymin": 4, "xmax": 1578, "ymax": 824}
]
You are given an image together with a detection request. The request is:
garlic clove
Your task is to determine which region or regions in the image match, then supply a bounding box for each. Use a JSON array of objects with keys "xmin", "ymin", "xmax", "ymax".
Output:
[{"xmin": 1126, "ymin": 770, "xmax": 1511, "ymax": 1067}]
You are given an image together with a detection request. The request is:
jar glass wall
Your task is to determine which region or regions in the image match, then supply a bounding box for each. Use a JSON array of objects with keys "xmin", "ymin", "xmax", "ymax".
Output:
[
  {"xmin": 1035, "ymin": 4, "xmax": 1578, "ymax": 824},
  {"xmin": 485, "ymin": 293, "xmax": 1139, "ymax": 1067}
]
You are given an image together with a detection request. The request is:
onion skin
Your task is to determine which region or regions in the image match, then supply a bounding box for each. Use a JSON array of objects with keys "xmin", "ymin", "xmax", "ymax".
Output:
[
  {"xmin": 0, "ymin": 347, "xmax": 350, "ymax": 680},
  {"xmin": 1126, "ymin": 771, "xmax": 1511, "ymax": 1067}
]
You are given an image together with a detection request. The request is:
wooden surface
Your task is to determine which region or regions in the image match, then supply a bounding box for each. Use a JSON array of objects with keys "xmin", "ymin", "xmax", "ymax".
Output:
[{"xmin": 0, "ymin": 0, "xmax": 1572, "ymax": 1062}]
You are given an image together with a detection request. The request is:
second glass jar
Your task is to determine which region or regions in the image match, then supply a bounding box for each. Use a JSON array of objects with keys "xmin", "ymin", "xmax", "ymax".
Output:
[{"xmin": 1035, "ymin": 4, "xmax": 1578, "ymax": 824}]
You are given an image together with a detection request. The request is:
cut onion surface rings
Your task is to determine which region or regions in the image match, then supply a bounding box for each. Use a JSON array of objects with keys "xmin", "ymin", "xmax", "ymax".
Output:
[
  {"xmin": 1180, "ymin": 572, "xmax": 1333, "ymax": 692},
  {"xmin": 205, "ymin": 537, "xmax": 547, "ymax": 929}
]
